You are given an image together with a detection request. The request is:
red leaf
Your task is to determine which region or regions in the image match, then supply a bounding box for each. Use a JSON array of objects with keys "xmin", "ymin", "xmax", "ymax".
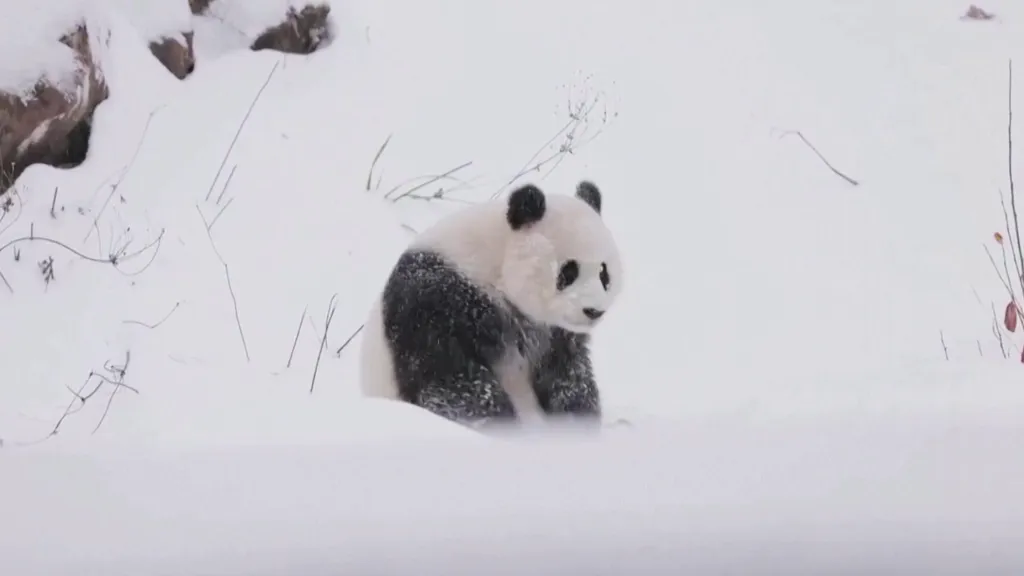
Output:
[
  {"xmin": 1019, "ymin": 345, "xmax": 1024, "ymax": 363},
  {"xmin": 1006, "ymin": 301, "xmax": 1019, "ymax": 332}
]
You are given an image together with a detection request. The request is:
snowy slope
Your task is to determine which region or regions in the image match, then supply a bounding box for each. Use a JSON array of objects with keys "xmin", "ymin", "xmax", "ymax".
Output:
[
  {"xmin": 6, "ymin": 0, "xmax": 1024, "ymax": 571},
  {"xmin": 1, "ymin": 0, "xmax": 1024, "ymax": 446},
  {"xmin": 4, "ymin": 411, "xmax": 1024, "ymax": 573}
]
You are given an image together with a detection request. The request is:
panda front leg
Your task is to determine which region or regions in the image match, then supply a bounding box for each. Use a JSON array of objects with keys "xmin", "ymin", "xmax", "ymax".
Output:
[
  {"xmin": 531, "ymin": 327, "xmax": 602, "ymax": 426},
  {"xmin": 413, "ymin": 364, "xmax": 518, "ymax": 428}
]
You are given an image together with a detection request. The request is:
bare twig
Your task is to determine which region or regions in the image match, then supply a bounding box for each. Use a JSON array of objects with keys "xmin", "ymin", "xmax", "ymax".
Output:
[
  {"xmin": 15, "ymin": 352, "xmax": 136, "ymax": 445},
  {"xmin": 983, "ymin": 244, "xmax": 1023, "ymax": 322},
  {"xmin": 776, "ymin": 129, "xmax": 859, "ymax": 186},
  {"xmin": 207, "ymin": 197, "xmax": 235, "ymax": 232},
  {"xmin": 939, "ymin": 330, "xmax": 949, "ymax": 360},
  {"xmin": 992, "ymin": 303, "xmax": 1010, "ymax": 359},
  {"xmin": 215, "ymin": 165, "xmax": 238, "ymax": 205},
  {"xmin": 1007, "ymin": 60, "xmax": 1024, "ymax": 290},
  {"xmin": 93, "ymin": 351, "xmax": 133, "ymax": 434},
  {"xmin": 122, "ymin": 301, "xmax": 182, "ymax": 329},
  {"xmin": 367, "ymin": 134, "xmax": 392, "ymax": 191},
  {"xmin": 310, "ymin": 294, "xmax": 339, "ymax": 393},
  {"xmin": 383, "ymin": 170, "xmax": 483, "ymax": 203},
  {"xmin": 335, "ymin": 323, "xmax": 364, "ymax": 357},
  {"xmin": 491, "ymin": 90, "xmax": 610, "ymax": 200},
  {"xmin": 196, "ymin": 205, "xmax": 250, "ymax": 362},
  {"xmin": 50, "ymin": 187, "xmax": 58, "ymax": 218},
  {"xmin": 998, "ymin": 188, "xmax": 1022, "ymax": 298},
  {"xmin": 85, "ymin": 107, "xmax": 162, "ymax": 244},
  {"xmin": 287, "ymin": 306, "xmax": 307, "ymax": 368},
  {"xmin": 205, "ymin": 61, "xmax": 280, "ymax": 202},
  {"xmin": 388, "ymin": 161, "xmax": 474, "ymax": 202}
]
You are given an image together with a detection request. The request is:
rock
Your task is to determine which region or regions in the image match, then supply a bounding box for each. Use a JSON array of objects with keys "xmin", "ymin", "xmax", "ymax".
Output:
[
  {"xmin": 250, "ymin": 4, "xmax": 332, "ymax": 55},
  {"xmin": 189, "ymin": 0, "xmax": 214, "ymax": 15},
  {"xmin": 149, "ymin": 32, "xmax": 196, "ymax": 79},
  {"xmin": 0, "ymin": 24, "xmax": 108, "ymax": 194}
]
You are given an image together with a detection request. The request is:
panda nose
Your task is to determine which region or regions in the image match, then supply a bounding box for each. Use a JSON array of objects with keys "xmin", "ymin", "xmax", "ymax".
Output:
[{"xmin": 583, "ymin": 307, "xmax": 604, "ymax": 320}]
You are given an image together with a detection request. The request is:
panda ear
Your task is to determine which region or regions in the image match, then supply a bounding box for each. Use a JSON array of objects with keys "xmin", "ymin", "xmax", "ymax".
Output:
[
  {"xmin": 575, "ymin": 180, "xmax": 602, "ymax": 215},
  {"xmin": 507, "ymin": 184, "xmax": 546, "ymax": 230}
]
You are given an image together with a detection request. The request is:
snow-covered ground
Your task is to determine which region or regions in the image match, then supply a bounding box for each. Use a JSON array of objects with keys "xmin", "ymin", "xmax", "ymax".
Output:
[{"xmin": 4, "ymin": 0, "xmax": 1024, "ymax": 569}]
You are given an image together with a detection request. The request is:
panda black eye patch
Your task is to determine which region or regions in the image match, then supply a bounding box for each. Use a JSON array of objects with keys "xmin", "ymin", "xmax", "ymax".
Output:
[
  {"xmin": 600, "ymin": 262, "xmax": 610, "ymax": 290},
  {"xmin": 557, "ymin": 260, "xmax": 579, "ymax": 290}
]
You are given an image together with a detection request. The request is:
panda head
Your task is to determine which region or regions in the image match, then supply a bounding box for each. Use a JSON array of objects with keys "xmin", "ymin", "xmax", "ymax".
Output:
[{"xmin": 500, "ymin": 181, "xmax": 624, "ymax": 334}]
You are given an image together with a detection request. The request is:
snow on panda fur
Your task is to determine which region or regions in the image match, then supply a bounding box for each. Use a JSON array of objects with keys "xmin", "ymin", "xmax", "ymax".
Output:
[{"xmin": 358, "ymin": 181, "xmax": 624, "ymax": 428}]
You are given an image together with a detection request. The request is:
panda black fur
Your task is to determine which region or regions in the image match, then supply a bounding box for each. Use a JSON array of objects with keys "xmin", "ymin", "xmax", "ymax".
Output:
[{"xmin": 359, "ymin": 181, "xmax": 624, "ymax": 428}]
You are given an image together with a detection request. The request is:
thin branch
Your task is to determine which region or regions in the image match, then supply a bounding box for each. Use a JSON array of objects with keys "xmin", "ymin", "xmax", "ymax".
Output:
[
  {"xmin": 998, "ymin": 187, "xmax": 1022, "ymax": 299},
  {"xmin": 367, "ymin": 134, "xmax": 393, "ymax": 191},
  {"xmin": 122, "ymin": 301, "xmax": 182, "ymax": 329},
  {"xmin": 196, "ymin": 205, "xmax": 250, "ymax": 362},
  {"xmin": 207, "ymin": 197, "xmax": 235, "ymax": 232},
  {"xmin": 777, "ymin": 129, "xmax": 859, "ymax": 186},
  {"xmin": 93, "ymin": 351, "xmax": 132, "ymax": 434},
  {"xmin": 984, "ymin": 244, "xmax": 1024, "ymax": 329},
  {"xmin": 992, "ymin": 303, "xmax": 1010, "ymax": 359},
  {"xmin": 335, "ymin": 323, "xmax": 364, "ymax": 357},
  {"xmin": 205, "ymin": 61, "xmax": 280, "ymax": 202},
  {"xmin": 491, "ymin": 92, "xmax": 608, "ymax": 200},
  {"xmin": 310, "ymin": 294, "xmax": 339, "ymax": 394},
  {"xmin": 287, "ymin": 306, "xmax": 307, "ymax": 368},
  {"xmin": 1007, "ymin": 60, "xmax": 1024, "ymax": 292},
  {"xmin": 85, "ymin": 108, "xmax": 162, "ymax": 243},
  {"xmin": 939, "ymin": 330, "xmax": 949, "ymax": 360},
  {"xmin": 215, "ymin": 165, "xmax": 238, "ymax": 205},
  {"xmin": 387, "ymin": 161, "xmax": 474, "ymax": 202}
]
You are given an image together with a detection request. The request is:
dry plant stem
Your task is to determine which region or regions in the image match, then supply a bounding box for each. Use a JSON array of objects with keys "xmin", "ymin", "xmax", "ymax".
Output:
[
  {"xmin": 93, "ymin": 351, "xmax": 132, "ymax": 434},
  {"xmin": 16, "ymin": 353, "xmax": 136, "ymax": 446},
  {"xmin": 491, "ymin": 95, "xmax": 606, "ymax": 200},
  {"xmin": 335, "ymin": 323, "xmax": 364, "ymax": 357},
  {"xmin": 287, "ymin": 306, "xmax": 307, "ymax": 368},
  {"xmin": 998, "ymin": 187, "xmax": 1023, "ymax": 299},
  {"xmin": 207, "ymin": 197, "xmax": 235, "ymax": 231},
  {"xmin": 205, "ymin": 60, "xmax": 280, "ymax": 203},
  {"xmin": 778, "ymin": 130, "xmax": 859, "ymax": 186},
  {"xmin": 0, "ymin": 229, "xmax": 164, "ymax": 293},
  {"xmin": 215, "ymin": 165, "xmax": 238, "ymax": 205},
  {"xmin": 387, "ymin": 161, "xmax": 474, "ymax": 202},
  {"xmin": 196, "ymin": 205, "xmax": 250, "ymax": 362},
  {"xmin": 85, "ymin": 108, "xmax": 162, "ymax": 244},
  {"xmin": 998, "ymin": 241, "xmax": 1019, "ymax": 311},
  {"xmin": 939, "ymin": 330, "xmax": 950, "ymax": 360},
  {"xmin": 1007, "ymin": 60, "xmax": 1024, "ymax": 292},
  {"xmin": 122, "ymin": 301, "xmax": 181, "ymax": 329},
  {"xmin": 992, "ymin": 303, "xmax": 1010, "ymax": 358},
  {"xmin": 983, "ymin": 244, "xmax": 1024, "ymax": 324},
  {"xmin": 367, "ymin": 134, "xmax": 392, "ymax": 191},
  {"xmin": 310, "ymin": 294, "xmax": 339, "ymax": 393}
]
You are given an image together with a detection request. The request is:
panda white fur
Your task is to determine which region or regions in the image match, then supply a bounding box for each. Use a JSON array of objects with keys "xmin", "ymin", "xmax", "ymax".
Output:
[{"xmin": 358, "ymin": 181, "xmax": 624, "ymax": 428}]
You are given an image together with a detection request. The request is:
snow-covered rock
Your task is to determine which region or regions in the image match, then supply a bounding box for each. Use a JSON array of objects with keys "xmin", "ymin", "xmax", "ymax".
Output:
[
  {"xmin": 110, "ymin": 0, "xmax": 196, "ymax": 80},
  {"xmin": 0, "ymin": 15, "xmax": 108, "ymax": 194},
  {"xmin": 196, "ymin": 0, "xmax": 334, "ymax": 55},
  {"xmin": 251, "ymin": 4, "xmax": 333, "ymax": 55}
]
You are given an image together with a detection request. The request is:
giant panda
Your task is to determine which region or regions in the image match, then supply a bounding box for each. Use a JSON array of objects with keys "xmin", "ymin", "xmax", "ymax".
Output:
[{"xmin": 358, "ymin": 180, "xmax": 624, "ymax": 429}]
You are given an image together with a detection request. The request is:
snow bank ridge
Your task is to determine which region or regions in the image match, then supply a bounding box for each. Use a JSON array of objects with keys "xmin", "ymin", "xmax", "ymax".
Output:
[{"xmin": 0, "ymin": 0, "xmax": 335, "ymax": 196}]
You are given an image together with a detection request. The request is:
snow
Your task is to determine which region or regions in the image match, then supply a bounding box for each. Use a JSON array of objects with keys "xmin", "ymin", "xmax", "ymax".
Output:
[
  {"xmin": 110, "ymin": 0, "xmax": 192, "ymax": 42},
  {"xmin": 4, "ymin": 0, "xmax": 1024, "ymax": 569},
  {"xmin": 0, "ymin": 0, "xmax": 89, "ymax": 96},
  {"xmin": 4, "ymin": 412, "xmax": 1024, "ymax": 573}
]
